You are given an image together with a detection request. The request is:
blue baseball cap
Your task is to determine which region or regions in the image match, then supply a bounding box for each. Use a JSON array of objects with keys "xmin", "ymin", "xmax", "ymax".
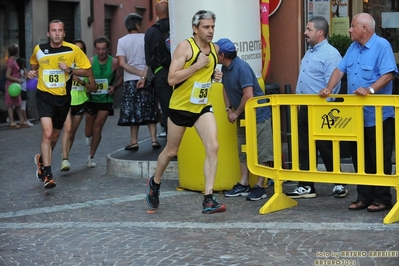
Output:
[{"xmin": 215, "ymin": 38, "xmax": 236, "ymax": 53}]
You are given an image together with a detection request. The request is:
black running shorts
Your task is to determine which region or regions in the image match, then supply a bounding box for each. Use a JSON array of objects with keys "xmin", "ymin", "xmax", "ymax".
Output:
[
  {"xmin": 70, "ymin": 102, "xmax": 87, "ymax": 116},
  {"xmin": 36, "ymin": 90, "xmax": 70, "ymax": 130},
  {"xmin": 169, "ymin": 105, "xmax": 213, "ymax": 127},
  {"xmin": 85, "ymin": 102, "xmax": 113, "ymax": 115}
]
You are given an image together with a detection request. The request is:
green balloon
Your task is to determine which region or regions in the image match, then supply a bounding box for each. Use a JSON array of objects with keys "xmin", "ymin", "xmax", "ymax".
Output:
[{"xmin": 8, "ymin": 83, "xmax": 21, "ymax": 97}]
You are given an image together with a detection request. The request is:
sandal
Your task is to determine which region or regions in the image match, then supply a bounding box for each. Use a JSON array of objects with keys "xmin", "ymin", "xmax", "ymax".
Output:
[
  {"xmin": 8, "ymin": 123, "xmax": 20, "ymax": 129},
  {"xmin": 125, "ymin": 143, "xmax": 139, "ymax": 151},
  {"xmin": 19, "ymin": 122, "xmax": 30, "ymax": 128},
  {"xmin": 367, "ymin": 202, "xmax": 392, "ymax": 213},
  {"xmin": 152, "ymin": 141, "xmax": 161, "ymax": 149},
  {"xmin": 348, "ymin": 200, "xmax": 369, "ymax": 211}
]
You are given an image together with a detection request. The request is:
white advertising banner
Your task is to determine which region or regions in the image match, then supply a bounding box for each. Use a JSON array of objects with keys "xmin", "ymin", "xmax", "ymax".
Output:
[{"xmin": 168, "ymin": 0, "xmax": 262, "ymax": 78}]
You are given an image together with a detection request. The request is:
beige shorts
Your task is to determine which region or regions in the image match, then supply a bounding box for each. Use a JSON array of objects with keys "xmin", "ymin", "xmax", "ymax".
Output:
[{"xmin": 237, "ymin": 117, "xmax": 274, "ymax": 163}]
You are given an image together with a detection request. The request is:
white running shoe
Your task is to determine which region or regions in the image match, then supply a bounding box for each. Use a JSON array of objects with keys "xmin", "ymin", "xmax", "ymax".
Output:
[
  {"xmin": 157, "ymin": 131, "xmax": 167, "ymax": 138},
  {"xmin": 286, "ymin": 186, "xmax": 316, "ymax": 199},
  {"xmin": 87, "ymin": 156, "xmax": 97, "ymax": 168},
  {"xmin": 86, "ymin": 137, "xmax": 92, "ymax": 146},
  {"xmin": 61, "ymin": 159, "xmax": 71, "ymax": 171},
  {"xmin": 332, "ymin": 185, "xmax": 349, "ymax": 198}
]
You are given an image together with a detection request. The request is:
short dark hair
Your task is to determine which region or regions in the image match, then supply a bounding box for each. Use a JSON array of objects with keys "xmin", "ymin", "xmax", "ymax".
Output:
[
  {"xmin": 309, "ymin": 17, "xmax": 329, "ymax": 37},
  {"xmin": 73, "ymin": 39, "xmax": 87, "ymax": 54},
  {"xmin": 48, "ymin": 19, "xmax": 64, "ymax": 31},
  {"xmin": 16, "ymin": 57, "xmax": 26, "ymax": 70},
  {"xmin": 124, "ymin": 13, "xmax": 143, "ymax": 32},
  {"xmin": 8, "ymin": 44, "xmax": 19, "ymax": 56},
  {"xmin": 94, "ymin": 36, "xmax": 110, "ymax": 48}
]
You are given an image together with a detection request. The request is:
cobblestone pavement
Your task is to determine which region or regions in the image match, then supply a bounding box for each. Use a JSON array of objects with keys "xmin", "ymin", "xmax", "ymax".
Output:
[{"xmin": 0, "ymin": 109, "xmax": 399, "ymax": 266}]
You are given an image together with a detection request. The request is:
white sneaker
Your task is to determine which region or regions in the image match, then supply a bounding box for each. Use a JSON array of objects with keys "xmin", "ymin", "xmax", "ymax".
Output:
[
  {"xmin": 332, "ymin": 185, "xmax": 349, "ymax": 198},
  {"xmin": 26, "ymin": 121, "xmax": 34, "ymax": 127},
  {"xmin": 61, "ymin": 159, "xmax": 71, "ymax": 171},
  {"xmin": 157, "ymin": 131, "xmax": 167, "ymax": 138},
  {"xmin": 87, "ymin": 156, "xmax": 97, "ymax": 168},
  {"xmin": 86, "ymin": 137, "xmax": 92, "ymax": 146},
  {"xmin": 286, "ymin": 186, "xmax": 316, "ymax": 199}
]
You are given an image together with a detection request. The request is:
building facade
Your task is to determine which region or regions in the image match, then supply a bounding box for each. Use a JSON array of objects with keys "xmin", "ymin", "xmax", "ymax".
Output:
[
  {"xmin": 0, "ymin": 0, "xmax": 155, "ymax": 120},
  {"xmin": 268, "ymin": 1, "xmax": 399, "ymax": 94},
  {"xmin": 0, "ymin": 0, "xmax": 154, "ymax": 89},
  {"xmin": 1, "ymin": 1, "xmax": 398, "ymax": 119}
]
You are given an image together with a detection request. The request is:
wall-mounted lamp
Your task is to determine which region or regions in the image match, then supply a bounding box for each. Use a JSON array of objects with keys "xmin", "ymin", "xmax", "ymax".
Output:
[
  {"xmin": 87, "ymin": 0, "xmax": 94, "ymax": 27},
  {"xmin": 87, "ymin": 16, "xmax": 94, "ymax": 27}
]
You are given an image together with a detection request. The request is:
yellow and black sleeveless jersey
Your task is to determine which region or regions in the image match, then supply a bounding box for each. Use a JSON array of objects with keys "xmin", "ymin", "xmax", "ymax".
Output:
[
  {"xmin": 169, "ymin": 37, "xmax": 217, "ymax": 113},
  {"xmin": 30, "ymin": 41, "xmax": 91, "ymax": 96}
]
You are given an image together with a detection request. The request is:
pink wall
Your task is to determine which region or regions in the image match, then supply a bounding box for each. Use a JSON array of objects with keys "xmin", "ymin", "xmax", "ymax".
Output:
[
  {"xmin": 267, "ymin": 1, "xmax": 302, "ymax": 94},
  {"xmin": 92, "ymin": 0, "xmax": 156, "ymax": 57}
]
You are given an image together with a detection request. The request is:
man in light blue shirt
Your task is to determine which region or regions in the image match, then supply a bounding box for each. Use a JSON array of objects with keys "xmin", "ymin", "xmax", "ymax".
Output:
[
  {"xmin": 320, "ymin": 13, "xmax": 398, "ymax": 212},
  {"xmin": 287, "ymin": 17, "xmax": 347, "ymax": 199}
]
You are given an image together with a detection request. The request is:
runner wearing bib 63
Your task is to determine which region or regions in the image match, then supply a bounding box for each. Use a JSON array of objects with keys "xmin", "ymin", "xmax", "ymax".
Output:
[{"xmin": 28, "ymin": 20, "xmax": 93, "ymax": 189}]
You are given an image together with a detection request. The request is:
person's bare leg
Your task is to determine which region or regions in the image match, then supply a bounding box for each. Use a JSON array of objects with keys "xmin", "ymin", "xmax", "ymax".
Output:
[
  {"xmin": 194, "ymin": 113, "xmax": 219, "ymax": 195},
  {"xmin": 61, "ymin": 110, "xmax": 72, "ymax": 160},
  {"xmin": 85, "ymin": 112, "xmax": 96, "ymax": 139},
  {"xmin": 14, "ymin": 107, "xmax": 25, "ymax": 124},
  {"xmin": 40, "ymin": 117, "xmax": 55, "ymax": 167},
  {"xmin": 20, "ymin": 102, "xmax": 29, "ymax": 123},
  {"xmin": 148, "ymin": 122, "xmax": 158, "ymax": 142},
  {"xmin": 256, "ymin": 176, "xmax": 266, "ymax": 187},
  {"xmin": 153, "ymin": 119, "xmax": 185, "ymax": 184},
  {"xmin": 7, "ymin": 106, "xmax": 16, "ymax": 125},
  {"xmin": 129, "ymin": 125, "xmax": 140, "ymax": 146},
  {"xmin": 69, "ymin": 114, "xmax": 84, "ymax": 152},
  {"xmin": 90, "ymin": 110, "xmax": 109, "ymax": 157},
  {"xmin": 239, "ymin": 162, "xmax": 250, "ymax": 186}
]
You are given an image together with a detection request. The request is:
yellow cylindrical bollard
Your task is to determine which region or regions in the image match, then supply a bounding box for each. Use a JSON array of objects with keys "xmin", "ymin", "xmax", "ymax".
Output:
[{"xmin": 178, "ymin": 79, "xmax": 267, "ymax": 192}]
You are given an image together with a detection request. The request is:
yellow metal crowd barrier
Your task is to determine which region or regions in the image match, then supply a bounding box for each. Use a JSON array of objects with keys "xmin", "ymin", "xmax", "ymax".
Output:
[{"xmin": 243, "ymin": 94, "xmax": 399, "ymax": 224}]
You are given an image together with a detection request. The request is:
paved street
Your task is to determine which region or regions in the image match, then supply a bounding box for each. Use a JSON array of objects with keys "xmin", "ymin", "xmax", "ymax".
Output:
[{"xmin": 1, "ymin": 108, "xmax": 399, "ymax": 266}]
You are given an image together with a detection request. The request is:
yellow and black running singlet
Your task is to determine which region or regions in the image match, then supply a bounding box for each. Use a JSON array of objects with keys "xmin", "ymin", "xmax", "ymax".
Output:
[{"xmin": 169, "ymin": 38, "xmax": 217, "ymax": 113}]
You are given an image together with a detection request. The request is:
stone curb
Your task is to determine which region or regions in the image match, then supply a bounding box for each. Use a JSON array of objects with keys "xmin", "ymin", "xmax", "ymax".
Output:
[{"xmin": 106, "ymin": 150, "xmax": 178, "ymax": 179}]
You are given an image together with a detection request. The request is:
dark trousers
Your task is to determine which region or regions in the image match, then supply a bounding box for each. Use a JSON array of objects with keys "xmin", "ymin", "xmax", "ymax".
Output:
[
  {"xmin": 349, "ymin": 117, "xmax": 394, "ymax": 205},
  {"xmin": 298, "ymin": 106, "xmax": 334, "ymax": 188},
  {"xmin": 154, "ymin": 67, "xmax": 173, "ymax": 132}
]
